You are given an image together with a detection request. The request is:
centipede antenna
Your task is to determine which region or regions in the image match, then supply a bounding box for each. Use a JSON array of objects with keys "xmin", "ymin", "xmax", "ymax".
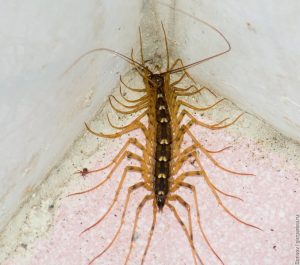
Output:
[
  {"xmin": 139, "ymin": 27, "xmax": 145, "ymax": 65},
  {"xmin": 161, "ymin": 22, "xmax": 170, "ymax": 71},
  {"xmin": 159, "ymin": 4, "xmax": 231, "ymax": 75},
  {"xmin": 63, "ymin": 48, "xmax": 150, "ymax": 77}
]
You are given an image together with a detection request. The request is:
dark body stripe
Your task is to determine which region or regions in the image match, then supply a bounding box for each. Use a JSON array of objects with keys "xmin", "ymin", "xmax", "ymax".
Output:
[{"xmin": 150, "ymin": 74, "xmax": 172, "ymax": 210}]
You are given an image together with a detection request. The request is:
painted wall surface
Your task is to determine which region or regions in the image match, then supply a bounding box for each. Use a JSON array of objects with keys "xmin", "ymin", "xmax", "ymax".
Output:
[
  {"xmin": 162, "ymin": 0, "xmax": 300, "ymax": 142},
  {"xmin": 0, "ymin": 0, "xmax": 142, "ymax": 231}
]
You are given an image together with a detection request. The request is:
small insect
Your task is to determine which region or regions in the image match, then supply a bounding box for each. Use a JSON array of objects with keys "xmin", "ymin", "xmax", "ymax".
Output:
[{"xmin": 68, "ymin": 7, "xmax": 261, "ymax": 265}]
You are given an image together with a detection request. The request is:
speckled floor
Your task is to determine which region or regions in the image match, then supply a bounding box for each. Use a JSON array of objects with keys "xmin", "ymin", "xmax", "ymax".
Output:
[{"xmin": 0, "ymin": 67, "xmax": 299, "ymax": 265}]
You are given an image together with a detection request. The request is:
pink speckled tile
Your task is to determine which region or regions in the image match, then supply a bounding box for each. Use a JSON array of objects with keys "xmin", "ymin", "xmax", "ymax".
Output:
[{"xmin": 3, "ymin": 120, "xmax": 300, "ymax": 265}]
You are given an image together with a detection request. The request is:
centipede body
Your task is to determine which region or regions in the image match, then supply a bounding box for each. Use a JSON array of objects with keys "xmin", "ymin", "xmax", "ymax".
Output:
[{"xmin": 67, "ymin": 7, "xmax": 261, "ymax": 265}]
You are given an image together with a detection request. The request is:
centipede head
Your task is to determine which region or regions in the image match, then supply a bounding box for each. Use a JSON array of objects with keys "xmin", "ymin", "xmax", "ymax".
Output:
[{"xmin": 149, "ymin": 73, "xmax": 164, "ymax": 89}]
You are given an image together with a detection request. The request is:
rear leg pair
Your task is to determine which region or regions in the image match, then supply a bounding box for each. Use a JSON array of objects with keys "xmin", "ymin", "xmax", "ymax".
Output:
[{"xmin": 169, "ymin": 148, "xmax": 261, "ymax": 265}]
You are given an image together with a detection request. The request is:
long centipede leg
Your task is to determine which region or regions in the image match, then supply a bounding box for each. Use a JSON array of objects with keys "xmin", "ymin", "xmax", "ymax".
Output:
[
  {"xmin": 124, "ymin": 194, "xmax": 154, "ymax": 265},
  {"xmin": 171, "ymin": 157, "xmax": 243, "ymax": 202},
  {"xmin": 119, "ymin": 85, "xmax": 149, "ymax": 103},
  {"xmin": 85, "ymin": 121, "xmax": 149, "ymax": 139},
  {"xmin": 69, "ymin": 151, "xmax": 146, "ymax": 197},
  {"xmin": 169, "ymin": 57, "xmax": 199, "ymax": 87},
  {"xmin": 172, "ymin": 120, "xmax": 233, "ymax": 158},
  {"xmin": 178, "ymin": 181, "xmax": 225, "ymax": 265},
  {"xmin": 186, "ymin": 129, "xmax": 254, "ymax": 176},
  {"xmin": 178, "ymin": 98, "xmax": 225, "ymax": 112},
  {"xmin": 179, "ymin": 144, "xmax": 231, "ymax": 162},
  {"xmin": 119, "ymin": 85, "xmax": 147, "ymax": 104},
  {"xmin": 172, "ymin": 153, "xmax": 202, "ymax": 175},
  {"xmin": 120, "ymin": 75, "xmax": 146, "ymax": 93},
  {"xmin": 78, "ymin": 137, "xmax": 147, "ymax": 176},
  {"xmin": 204, "ymin": 146, "xmax": 233, "ymax": 154},
  {"xmin": 109, "ymin": 95, "xmax": 148, "ymax": 109},
  {"xmin": 170, "ymin": 71, "xmax": 188, "ymax": 87},
  {"xmin": 109, "ymin": 96, "xmax": 148, "ymax": 115},
  {"xmin": 166, "ymin": 202, "xmax": 204, "ymax": 265},
  {"xmin": 88, "ymin": 182, "xmax": 147, "ymax": 265},
  {"xmin": 178, "ymin": 109, "xmax": 243, "ymax": 130},
  {"xmin": 107, "ymin": 111, "xmax": 147, "ymax": 130},
  {"xmin": 140, "ymin": 200, "xmax": 157, "ymax": 265},
  {"xmin": 194, "ymin": 155, "xmax": 262, "ymax": 230},
  {"xmin": 170, "ymin": 171, "xmax": 203, "ymax": 190},
  {"xmin": 175, "ymin": 84, "xmax": 198, "ymax": 92},
  {"xmin": 175, "ymin": 87, "xmax": 207, "ymax": 97},
  {"xmin": 174, "ymin": 111, "xmax": 231, "ymax": 138},
  {"xmin": 170, "ymin": 58, "xmax": 196, "ymax": 84},
  {"xmin": 80, "ymin": 166, "xmax": 146, "ymax": 235},
  {"xmin": 85, "ymin": 121, "xmax": 140, "ymax": 138},
  {"xmin": 175, "ymin": 86, "xmax": 217, "ymax": 97},
  {"xmin": 173, "ymin": 125, "xmax": 250, "ymax": 176},
  {"xmin": 172, "ymin": 145, "xmax": 232, "ymax": 175},
  {"xmin": 175, "ymin": 85, "xmax": 217, "ymax": 98},
  {"xmin": 178, "ymin": 156, "xmax": 243, "ymax": 201},
  {"xmin": 168, "ymin": 195, "xmax": 198, "ymax": 265}
]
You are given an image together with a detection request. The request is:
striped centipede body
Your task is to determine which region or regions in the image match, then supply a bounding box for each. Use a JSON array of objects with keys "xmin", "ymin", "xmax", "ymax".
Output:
[{"xmin": 67, "ymin": 7, "xmax": 261, "ymax": 265}]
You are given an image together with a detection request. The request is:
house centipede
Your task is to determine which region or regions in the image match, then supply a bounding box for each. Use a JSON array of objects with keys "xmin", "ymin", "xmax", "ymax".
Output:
[{"xmin": 67, "ymin": 7, "xmax": 261, "ymax": 265}]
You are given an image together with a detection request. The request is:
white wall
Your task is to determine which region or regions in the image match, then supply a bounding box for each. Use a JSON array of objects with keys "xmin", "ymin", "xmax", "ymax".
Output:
[{"xmin": 0, "ymin": 0, "xmax": 142, "ymax": 231}]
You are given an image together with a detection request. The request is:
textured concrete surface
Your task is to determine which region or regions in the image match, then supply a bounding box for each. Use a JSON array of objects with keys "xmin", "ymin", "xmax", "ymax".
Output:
[{"xmin": 0, "ymin": 70, "xmax": 299, "ymax": 265}]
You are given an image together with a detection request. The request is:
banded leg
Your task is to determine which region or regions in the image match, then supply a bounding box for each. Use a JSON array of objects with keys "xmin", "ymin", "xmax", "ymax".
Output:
[
  {"xmin": 140, "ymin": 201, "xmax": 157, "ymax": 265},
  {"xmin": 168, "ymin": 195, "xmax": 198, "ymax": 265},
  {"xmin": 166, "ymin": 202, "xmax": 204, "ymax": 265},
  {"xmin": 173, "ymin": 151, "xmax": 246, "ymax": 264},
  {"xmin": 170, "ymin": 171, "xmax": 203, "ymax": 191},
  {"xmin": 124, "ymin": 194, "xmax": 154, "ymax": 265},
  {"xmin": 171, "ymin": 158, "xmax": 243, "ymax": 202},
  {"xmin": 179, "ymin": 182, "xmax": 225, "ymax": 265},
  {"xmin": 88, "ymin": 182, "xmax": 147, "ymax": 265}
]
